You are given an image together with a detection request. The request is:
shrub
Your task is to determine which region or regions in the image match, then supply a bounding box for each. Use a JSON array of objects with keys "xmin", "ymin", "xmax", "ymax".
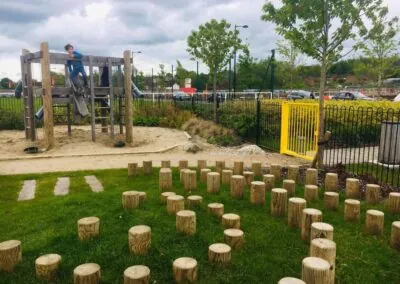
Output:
[{"xmin": 0, "ymin": 110, "xmax": 24, "ymax": 130}]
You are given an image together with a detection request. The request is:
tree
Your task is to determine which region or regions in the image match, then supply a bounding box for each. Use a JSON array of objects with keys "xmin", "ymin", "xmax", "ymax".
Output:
[
  {"xmin": 0, "ymin": 77, "xmax": 13, "ymax": 89},
  {"xmin": 158, "ymin": 64, "xmax": 167, "ymax": 91},
  {"xmin": 187, "ymin": 19, "xmax": 247, "ymax": 121},
  {"xmin": 262, "ymin": 0, "xmax": 385, "ymax": 168},
  {"xmin": 277, "ymin": 39, "xmax": 303, "ymax": 90}
]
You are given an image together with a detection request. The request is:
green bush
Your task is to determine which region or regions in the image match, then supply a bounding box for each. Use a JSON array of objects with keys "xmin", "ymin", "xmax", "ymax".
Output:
[{"xmin": 0, "ymin": 110, "xmax": 24, "ymax": 130}]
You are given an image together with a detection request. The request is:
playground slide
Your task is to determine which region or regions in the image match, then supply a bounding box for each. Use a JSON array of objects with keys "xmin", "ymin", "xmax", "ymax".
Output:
[{"xmin": 132, "ymin": 81, "xmax": 143, "ymax": 98}]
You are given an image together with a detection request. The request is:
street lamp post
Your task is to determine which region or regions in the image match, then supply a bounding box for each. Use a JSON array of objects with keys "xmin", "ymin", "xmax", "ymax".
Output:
[{"xmin": 233, "ymin": 24, "xmax": 248, "ymax": 96}]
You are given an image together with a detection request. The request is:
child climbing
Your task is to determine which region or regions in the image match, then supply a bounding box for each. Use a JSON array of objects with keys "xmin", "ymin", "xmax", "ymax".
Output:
[{"xmin": 64, "ymin": 43, "xmax": 88, "ymax": 88}]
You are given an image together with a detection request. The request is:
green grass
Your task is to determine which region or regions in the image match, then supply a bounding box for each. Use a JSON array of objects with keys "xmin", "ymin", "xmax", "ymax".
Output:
[{"xmin": 0, "ymin": 168, "xmax": 399, "ymax": 283}]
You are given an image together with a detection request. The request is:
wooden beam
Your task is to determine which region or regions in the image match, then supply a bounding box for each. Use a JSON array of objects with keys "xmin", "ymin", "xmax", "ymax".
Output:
[
  {"xmin": 20, "ymin": 50, "xmax": 29, "ymax": 139},
  {"xmin": 51, "ymin": 87, "xmax": 122, "ymax": 96},
  {"xmin": 29, "ymin": 52, "xmax": 129, "ymax": 66},
  {"xmin": 89, "ymin": 56, "xmax": 96, "ymax": 142},
  {"xmin": 108, "ymin": 57, "xmax": 114, "ymax": 138},
  {"xmin": 40, "ymin": 42, "xmax": 55, "ymax": 149},
  {"xmin": 124, "ymin": 51, "xmax": 133, "ymax": 144},
  {"xmin": 64, "ymin": 65, "xmax": 71, "ymax": 136}
]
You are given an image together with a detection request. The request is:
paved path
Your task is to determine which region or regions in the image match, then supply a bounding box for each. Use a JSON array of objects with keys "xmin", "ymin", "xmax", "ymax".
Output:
[
  {"xmin": 18, "ymin": 180, "xmax": 36, "ymax": 201},
  {"xmin": 85, "ymin": 176, "xmax": 103, "ymax": 192},
  {"xmin": 54, "ymin": 177, "xmax": 70, "ymax": 196}
]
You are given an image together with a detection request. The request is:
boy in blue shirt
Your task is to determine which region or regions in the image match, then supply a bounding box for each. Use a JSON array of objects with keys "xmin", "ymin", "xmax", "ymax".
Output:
[{"xmin": 64, "ymin": 43, "xmax": 88, "ymax": 88}]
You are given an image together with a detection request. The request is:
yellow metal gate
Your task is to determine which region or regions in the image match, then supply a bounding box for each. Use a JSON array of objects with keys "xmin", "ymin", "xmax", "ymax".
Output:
[{"xmin": 280, "ymin": 102, "xmax": 319, "ymax": 160}]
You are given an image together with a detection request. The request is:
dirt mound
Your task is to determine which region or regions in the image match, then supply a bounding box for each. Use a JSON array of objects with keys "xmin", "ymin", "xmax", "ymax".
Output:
[{"xmin": 237, "ymin": 145, "xmax": 265, "ymax": 155}]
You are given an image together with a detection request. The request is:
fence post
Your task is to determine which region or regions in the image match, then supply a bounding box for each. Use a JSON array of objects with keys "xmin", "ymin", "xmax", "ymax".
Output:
[
  {"xmin": 256, "ymin": 98, "xmax": 261, "ymax": 145},
  {"xmin": 280, "ymin": 102, "xmax": 289, "ymax": 154}
]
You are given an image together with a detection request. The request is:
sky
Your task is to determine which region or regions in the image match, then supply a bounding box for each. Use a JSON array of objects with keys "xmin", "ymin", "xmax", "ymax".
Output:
[{"xmin": 0, "ymin": 0, "xmax": 399, "ymax": 81}]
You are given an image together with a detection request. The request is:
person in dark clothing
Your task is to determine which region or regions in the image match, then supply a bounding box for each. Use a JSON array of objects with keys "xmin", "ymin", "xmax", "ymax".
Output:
[{"xmin": 64, "ymin": 43, "xmax": 88, "ymax": 87}]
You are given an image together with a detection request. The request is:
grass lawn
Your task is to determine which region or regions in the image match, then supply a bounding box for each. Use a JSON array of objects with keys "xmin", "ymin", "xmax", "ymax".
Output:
[{"xmin": 0, "ymin": 168, "xmax": 399, "ymax": 283}]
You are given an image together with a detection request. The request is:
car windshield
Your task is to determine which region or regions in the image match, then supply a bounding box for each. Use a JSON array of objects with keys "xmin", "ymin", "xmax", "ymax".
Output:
[{"xmin": 353, "ymin": 92, "xmax": 367, "ymax": 98}]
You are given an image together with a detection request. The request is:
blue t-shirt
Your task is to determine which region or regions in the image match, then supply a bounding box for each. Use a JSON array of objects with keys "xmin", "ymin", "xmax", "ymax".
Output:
[{"xmin": 67, "ymin": 51, "xmax": 84, "ymax": 73}]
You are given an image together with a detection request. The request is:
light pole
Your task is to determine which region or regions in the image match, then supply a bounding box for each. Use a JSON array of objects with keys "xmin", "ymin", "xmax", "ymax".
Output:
[
  {"xmin": 233, "ymin": 24, "xmax": 248, "ymax": 96},
  {"xmin": 131, "ymin": 51, "xmax": 142, "ymax": 86}
]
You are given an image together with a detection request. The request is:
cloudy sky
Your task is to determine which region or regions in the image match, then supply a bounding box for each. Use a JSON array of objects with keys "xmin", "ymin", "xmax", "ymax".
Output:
[{"xmin": 0, "ymin": 0, "xmax": 398, "ymax": 81}]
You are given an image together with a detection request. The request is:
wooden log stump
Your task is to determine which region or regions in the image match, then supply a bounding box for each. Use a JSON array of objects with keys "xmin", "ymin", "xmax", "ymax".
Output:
[
  {"xmin": 390, "ymin": 221, "xmax": 400, "ymax": 250},
  {"xmin": 283, "ymin": 179, "xmax": 296, "ymax": 197},
  {"xmin": 124, "ymin": 265, "xmax": 150, "ymax": 284},
  {"xmin": 311, "ymin": 222, "xmax": 334, "ymax": 241},
  {"xmin": 288, "ymin": 198, "xmax": 307, "ymax": 228},
  {"xmin": 35, "ymin": 254, "xmax": 61, "ymax": 280},
  {"xmin": 243, "ymin": 171, "xmax": 255, "ymax": 187},
  {"xmin": 200, "ymin": 168, "xmax": 211, "ymax": 182},
  {"xmin": 197, "ymin": 159, "xmax": 207, "ymax": 170},
  {"xmin": 73, "ymin": 263, "xmax": 101, "ymax": 284},
  {"xmin": 161, "ymin": 160, "xmax": 171, "ymax": 168},
  {"xmin": 159, "ymin": 168, "xmax": 172, "ymax": 191},
  {"xmin": 187, "ymin": 195, "xmax": 203, "ymax": 207},
  {"xmin": 222, "ymin": 213, "xmax": 240, "ymax": 229},
  {"xmin": 270, "ymin": 164, "xmax": 281, "ymax": 180},
  {"xmin": 365, "ymin": 184, "xmax": 381, "ymax": 205},
  {"xmin": 207, "ymin": 172, "xmax": 220, "ymax": 193},
  {"xmin": 252, "ymin": 161, "xmax": 262, "ymax": 177},
  {"xmin": 224, "ymin": 229, "xmax": 244, "ymax": 249},
  {"xmin": 128, "ymin": 225, "xmax": 151, "ymax": 255},
  {"xmin": 301, "ymin": 209, "xmax": 322, "ymax": 242},
  {"xmin": 167, "ymin": 195, "xmax": 185, "ymax": 215},
  {"xmin": 180, "ymin": 169, "xmax": 190, "ymax": 184},
  {"xmin": 263, "ymin": 174, "xmax": 275, "ymax": 191},
  {"xmin": 301, "ymin": 257, "xmax": 330, "ymax": 284},
  {"xmin": 0, "ymin": 240, "xmax": 22, "ymax": 272},
  {"xmin": 287, "ymin": 165, "xmax": 300, "ymax": 182},
  {"xmin": 208, "ymin": 203, "xmax": 224, "ymax": 218},
  {"xmin": 176, "ymin": 210, "xmax": 196, "ymax": 235},
  {"xmin": 208, "ymin": 243, "xmax": 231, "ymax": 264},
  {"xmin": 365, "ymin": 209, "xmax": 384, "ymax": 236},
  {"xmin": 138, "ymin": 192, "xmax": 147, "ymax": 203},
  {"xmin": 179, "ymin": 160, "xmax": 188, "ymax": 170},
  {"xmin": 77, "ymin": 217, "xmax": 100, "ymax": 241},
  {"xmin": 231, "ymin": 175, "xmax": 245, "ymax": 199},
  {"xmin": 324, "ymin": 173, "xmax": 338, "ymax": 192},
  {"xmin": 143, "ymin": 160, "xmax": 152, "ymax": 175},
  {"xmin": 309, "ymin": 238, "xmax": 336, "ymax": 284},
  {"xmin": 324, "ymin": 192, "xmax": 339, "ymax": 211},
  {"xmin": 388, "ymin": 192, "xmax": 400, "ymax": 213},
  {"xmin": 344, "ymin": 199, "xmax": 360, "ymax": 222},
  {"xmin": 233, "ymin": 161, "xmax": 244, "ymax": 175},
  {"xmin": 128, "ymin": 163, "xmax": 138, "ymax": 177},
  {"xmin": 304, "ymin": 185, "xmax": 318, "ymax": 202},
  {"xmin": 122, "ymin": 191, "xmax": 140, "ymax": 210},
  {"xmin": 306, "ymin": 168, "xmax": 318, "ymax": 186},
  {"xmin": 215, "ymin": 160, "xmax": 225, "ymax": 175},
  {"xmin": 222, "ymin": 169, "xmax": 233, "ymax": 185},
  {"xmin": 271, "ymin": 188, "xmax": 288, "ymax": 217},
  {"xmin": 173, "ymin": 257, "xmax": 197, "ymax": 283},
  {"xmin": 184, "ymin": 170, "xmax": 197, "ymax": 192},
  {"xmin": 278, "ymin": 277, "xmax": 305, "ymax": 284},
  {"xmin": 345, "ymin": 178, "xmax": 360, "ymax": 198},
  {"xmin": 161, "ymin": 192, "xmax": 176, "ymax": 204},
  {"xmin": 250, "ymin": 181, "xmax": 266, "ymax": 205}
]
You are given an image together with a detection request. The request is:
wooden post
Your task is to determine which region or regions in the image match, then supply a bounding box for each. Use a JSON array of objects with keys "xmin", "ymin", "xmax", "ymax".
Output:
[
  {"xmin": 365, "ymin": 210, "xmax": 384, "ymax": 236},
  {"xmin": 222, "ymin": 169, "xmax": 233, "ymax": 185},
  {"xmin": 243, "ymin": 171, "xmax": 255, "ymax": 187},
  {"xmin": 176, "ymin": 210, "xmax": 196, "ymax": 235},
  {"xmin": 304, "ymin": 185, "xmax": 319, "ymax": 202},
  {"xmin": 187, "ymin": 195, "xmax": 203, "ymax": 207},
  {"xmin": 128, "ymin": 225, "xmax": 151, "ymax": 255},
  {"xmin": 197, "ymin": 160, "xmax": 207, "ymax": 169},
  {"xmin": 365, "ymin": 184, "xmax": 381, "ymax": 205},
  {"xmin": 40, "ymin": 42, "xmax": 54, "ymax": 149},
  {"xmin": 306, "ymin": 168, "xmax": 318, "ymax": 186},
  {"xmin": 252, "ymin": 161, "xmax": 262, "ymax": 176},
  {"xmin": 167, "ymin": 195, "xmax": 185, "ymax": 215},
  {"xmin": 344, "ymin": 199, "xmax": 360, "ymax": 222},
  {"xmin": 224, "ymin": 229, "xmax": 244, "ymax": 249},
  {"xmin": 345, "ymin": 178, "xmax": 360, "ymax": 198},
  {"xmin": 278, "ymin": 277, "xmax": 305, "ymax": 284},
  {"xmin": 0, "ymin": 240, "xmax": 22, "ymax": 272},
  {"xmin": 222, "ymin": 213, "xmax": 240, "ymax": 229},
  {"xmin": 271, "ymin": 188, "xmax": 288, "ymax": 217},
  {"xmin": 184, "ymin": 170, "xmax": 197, "ymax": 192},
  {"xmin": 143, "ymin": 160, "xmax": 152, "ymax": 175},
  {"xmin": 179, "ymin": 160, "xmax": 189, "ymax": 170},
  {"xmin": 160, "ymin": 192, "xmax": 176, "ymax": 204},
  {"xmin": 159, "ymin": 168, "xmax": 172, "ymax": 191},
  {"xmin": 270, "ymin": 164, "xmax": 281, "ymax": 180},
  {"xmin": 301, "ymin": 257, "xmax": 330, "ymax": 284},
  {"xmin": 309, "ymin": 238, "xmax": 336, "ymax": 284},
  {"xmin": 215, "ymin": 160, "xmax": 225, "ymax": 175},
  {"xmin": 208, "ymin": 203, "xmax": 224, "ymax": 217},
  {"xmin": 288, "ymin": 198, "xmax": 306, "ymax": 228},
  {"xmin": 250, "ymin": 181, "xmax": 266, "ymax": 205},
  {"xmin": 122, "ymin": 191, "xmax": 140, "ymax": 209},
  {"xmin": 73, "ymin": 263, "xmax": 101, "ymax": 284},
  {"xmin": 311, "ymin": 222, "xmax": 334, "ymax": 241},
  {"xmin": 207, "ymin": 172, "xmax": 220, "ymax": 193},
  {"xmin": 324, "ymin": 173, "xmax": 338, "ymax": 192},
  {"xmin": 35, "ymin": 254, "xmax": 61, "ymax": 280},
  {"xmin": 287, "ymin": 165, "xmax": 300, "ymax": 182},
  {"xmin": 283, "ymin": 179, "xmax": 296, "ymax": 197},
  {"xmin": 201, "ymin": 168, "xmax": 211, "ymax": 182},
  {"xmin": 138, "ymin": 192, "xmax": 147, "ymax": 203},
  {"xmin": 108, "ymin": 57, "xmax": 115, "ymax": 137},
  {"xmin": 231, "ymin": 175, "xmax": 245, "ymax": 199},
  {"xmin": 88, "ymin": 56, "xmax": 96, "ymax": 141},
  {"xmin": 388, "ymin": 192, "xmax": 400, "ymax": 213},
  {"xmin": 233, "ymin": 161, "xmax": 244, "ymax": 175},
  {"xmin": 324, "ymin": 192, "xmax": 339, "ymax": 211},
  {"xmin": 161, "ymin": 160, "xmax": 171, "ymax": 168},
  {"xmin": 173, "ymin": 257, "xmax": 197, "ymax": 283},
  {"xmin": 180, "ymin": 169, "xmax": 189, "ymax": 184},
  {"xmin": 128, "ymin": 163, "xmax": 138, "ymax": 176},
  {"xmin": 124, "ymin": 265, "xmax": 150, "ymax": 284},
  {"xmin": 208, "ymin": 243, "xmax": 231, "ymax": 264},
  {"xmin": 263, "ymin": 174, "xmax": 275, "ymax": 191},
  {"xmin": 390, "ymin": 221, "xmax": 400, "ymax": 250},
  {"xmin": 124, "ymin": 50, "xmax": 133, "ymax": 144},
  {"xmin": 77, "ymin": 217, "xmax": 100, "ymax": 241},
  {"xmin": 301, "ymin": 208, "xmax": 322, "ymax": 242}
]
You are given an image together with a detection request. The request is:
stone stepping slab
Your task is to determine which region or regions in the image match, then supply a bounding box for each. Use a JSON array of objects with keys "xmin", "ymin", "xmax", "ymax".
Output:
[
  {"xmin": 54, "ymin": 177, "xmax": 70, "ymax": 196},
  {"xmin": 18, "ymin": 180, "xmax": 36, "ymax": 201},
  {"xmin": 84, "ymin": 175, "xmax": 104, "ymax": 193}
]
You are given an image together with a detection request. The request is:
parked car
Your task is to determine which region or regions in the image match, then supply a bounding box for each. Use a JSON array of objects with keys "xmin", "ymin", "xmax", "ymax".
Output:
[
  {"xmin": 331, "ymin": 91, "xmax": 375, "ymax": 101},
  {"xmin": 393, "ymin": 93, "xmax": 400, "ymax": 102},
  {"xmin": 207, "ymin": 93, "xmax": 226, "ymax": 103},
  {"xmin": 287, "ymin": 90, "xmax": 316, "ymax": 100},
  {"xmin": 172, "ymin": 91, "xmax": 191, "ymax": 101}
]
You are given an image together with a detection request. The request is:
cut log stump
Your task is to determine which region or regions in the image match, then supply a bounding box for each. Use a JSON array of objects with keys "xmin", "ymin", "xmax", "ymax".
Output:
[
  {"xmin": 243, "ymin": 171, "xmax": 255, "ymax": 187},
  {"xmin": 287, "ymin": 165, "xmax": 300, "ymax": 182},
  {"xmin": 278, "ymin": 277, "xmax": 305, "ymax": 284},
  {"xmin": 271, "ymin": 188, "xmax": 288, "ymax": 217},
  {"xmin": 304, "ymin": 185, "xmax": 318, "ymax": 202},
  {"xmin": 309, "ymin": 238, "xmax": 336, "ymax": 284},
  {"xmin": 324, "ymin": 173, "xmax": 338, "ymax": 192},
  {"xmin": 35, "ymin": 254, "xmax": 61, "ymax": 281},
  {"xmin": 222, "ymin": 170, "xmax": 233, "ymax": 185},
  {"xmin": 128, "ymin": 163, "xmax": 138, "ymax": 177},
  {"xmin": 224, "ymin": 229, "xmax": 244, "ymax": 249},
  {"xmin": 208, "ymin": 203, "xmax": 224, "ymax": 218},
  {"xmin": 122, "ymin": 191, "xmax": 140, "ymax": 210},
  {"xmin": 222, "ymin": 213, "xmax": 240, "ymax": 229},
  {"xmin": 179, "ymin": 160, "xmax": 188, "ymax": 170},
  {"xmin": 184, "ymin": 170, "xmax": 197, "ymax": 192},
  {"xmin": 161, "ymin": 160, "xmax": 171, "ymax": 168},
  {"xmin": 161, "ymin": 192, "xmax": 176, "ymax": 204},
  {"xmin": 77, "ymin": 217, "xmax": 100, "ymax": 241},
  {"xmin": 388, "ymin": 192, "xmax": 400, "ymax": 213},
  {"xmin": 233, "ymin": 161, "xmax": 244, "ymax": 175},
  {"xmin": 128, "ymin": 225, "xmax": 151, "ymax": 255},
  {"xmin": 0, "ymin": 240, "xmax": 22, "ymax": 272},
  {"xmin": 344, "ymin": 199, "xmax": 360, "ymax": 222},
  {"xmin": 365, "ymin": 209, "xmax": 384, "ymax": 236},
  {"xmin": 365, "ymin": 184, "xmax": 381, "ymax": 205},
  {"xmin": 301, "ymin": 257, "xmax": 330, "ymax": 284},
  {"xmin": 73, "ymin": 263, "xmax": 101, "ymax": 284},
  {"xmin": 250, "ymin": 181, "xmax": 266, "ymax": 205},
  {"xmin": 173, "ymin": 257, "xmax": 197, "ymax": 283},
  {"xmin": 283, "ymin": 179, "xmax": 296, "ymax": 197},
  {"xmin": 252, "ymin": 161, "xmax": 262, "ymax": 177},
  {"xmin": 176, "ymin": 210, "xmax": 196, "ymax": 236},
  {"xmin": 159, "ymin": 168, "xmax": 172, "ymax": 192},
  {"xmin": 306, "ymin": 168, "xmax": 318, "ymax": 186},
  {"xmin": 138, "ymin": 192, "xmax": 147, "ymax": 203},
  {"xmin": 324, "ymin": 192, "xmax": 339, "ymax": 211},
  {"xmin": 301, "ymin": 209, "xmax": 322, "ymax": 242},
  {"xmin": 263, "ymin": 174, "xmax": 275, "ymax": 191},
  {"xmin": 288, "ymin": 198, "xmax": 307, "ymax": 228},
  {"xmin": 187, "ymin": 195, "xmax": 203, "ymax": 207},
  {"xmin": 180, "ymin": 169, "xmax": 190, "ymax": 185},
  {"xmin": 200, "ymin": 169, "xmax": 211, "ymax": 183},
  {"xmin": 207, "ymin": 172, "xmax": 220, "ymax": 193},
  {"xmin": 143, "ymin": 160, "xmax": 152, "ymax": 175},
  {"xmin": 231, "ymin": 175, "xmax": 245, "ymax": 199},
  {"xmin": 270, "ymin": 164, "xmax": 281, "ymax": 180},
  {"xmin": 197, "ymin": 159, "xmax": 207, "ymax": 170},
  {"xmin": 311, "ymin": 222, "xmax": 334, "ymax": 241},
  {"xmin": 390, "ymin": 221, "xmax": 400, "ymax": 250},
  {"xmin": 167, "ymin": 195, "xmax": 185, "ymax": 215},
  {"xmin": 345, "ymin": 178, "xmax": 360, "ymax": 199},
  {"xmin": 124, "ymin": 265, "xmax": 150, "ymax": 284},
  {"xmin": 208, "ymin": 243, "xmax": 231, "ymax": 264},
  {"xmin": 215, "ymin": 160, "xmax": 225, "ymax": 175}
]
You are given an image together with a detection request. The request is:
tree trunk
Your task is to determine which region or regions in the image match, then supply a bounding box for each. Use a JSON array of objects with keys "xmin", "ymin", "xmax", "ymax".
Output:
[
  {"xmin": 213, "ymin": 69, "xmax": 217, "ymax": 122},
  {"xmin": 316, "ymin": 61, "xmax": 327, "ymax": 168}
]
